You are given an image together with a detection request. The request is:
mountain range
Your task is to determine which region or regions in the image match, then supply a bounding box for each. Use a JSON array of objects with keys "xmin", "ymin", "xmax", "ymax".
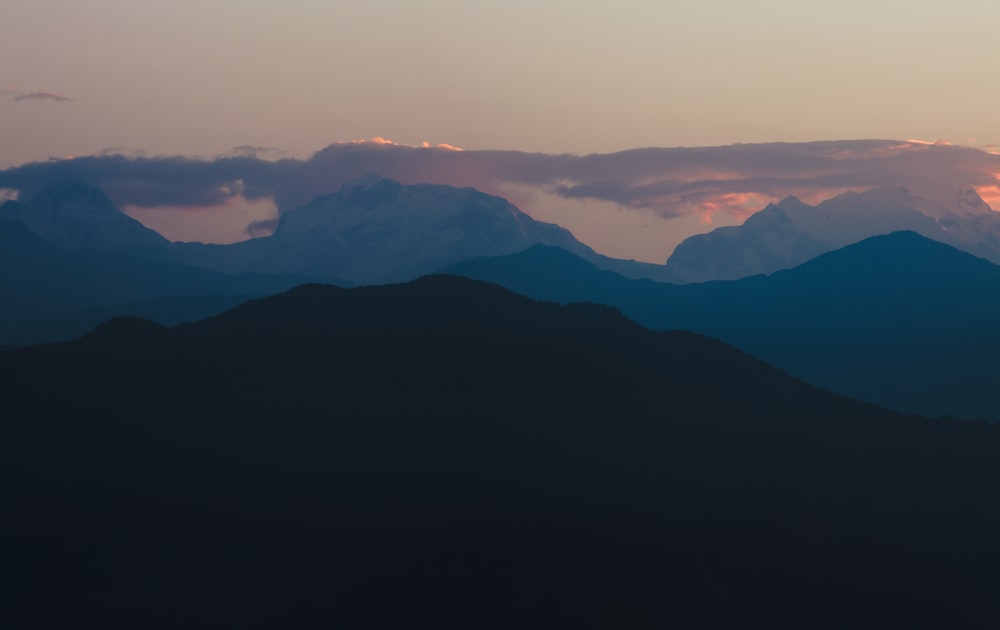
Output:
[
  {"xmin": 665, "ymin": 185, "xmax": 1000, "ymax": 282},
  {"xmin": 0, "ymin": 217, "xmax": 315, "ymax": 344},
  {"xmin": 6, "ymin": 177, "xmax": 1000, "ymax": 291},
  {"xmin": 0, "ymin": 177, "xmax": 661, "ymax": 342},
  {"xmin": 449, "ymin": 231, "xmax": 1000, "ymax": 421},
  {"xmin": 1, "ymin": 177, "xmax": 672, "ymax": 285},
  {"xmin": 4, "ymin": 175, "xmax": 999, "ymax": 421},
  {"xmin": 6, "ymin": 275, "xmax": 1000, "ymax": 627}
]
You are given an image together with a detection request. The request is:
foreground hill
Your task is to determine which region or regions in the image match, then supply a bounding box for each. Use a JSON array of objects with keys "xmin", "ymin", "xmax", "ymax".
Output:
[
  {"xmin": 449, "ymin": 231, "xmax": 1000, "ymax": 420},
  {"xmin": 4, "ymin": 276, "xmax": 1000, "ymax": 628}
]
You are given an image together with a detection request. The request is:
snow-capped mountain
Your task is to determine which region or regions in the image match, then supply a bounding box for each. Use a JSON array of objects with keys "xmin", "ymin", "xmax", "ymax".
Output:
[
  {"xmin": 664, "ymin": 186, "xmax": 1000, "ymax": 283},
  {"xmin": 175, "ymin": 176, "xmax": 670, "ymax": 284},
  {"xmin": 2, "ymin": 178, "xmax": 672, "ymax": 285},
  {"xmin": 0, "ymin": 182, "xmax": 171, "ymax": 259}
]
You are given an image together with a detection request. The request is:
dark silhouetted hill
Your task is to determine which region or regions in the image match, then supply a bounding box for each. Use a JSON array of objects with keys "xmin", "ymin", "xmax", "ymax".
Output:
[
  {"xmin": 4, "ymin": 275, "xmax": 1000, "ymax": 628},
  {"xmin": 448, "ymin": 232, "xmax": 1000, "ymax": 420}
]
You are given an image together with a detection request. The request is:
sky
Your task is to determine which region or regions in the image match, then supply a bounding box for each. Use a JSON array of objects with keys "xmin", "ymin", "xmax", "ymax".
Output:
[{"xmin": 3, "ymin": 1, "xmax": 1000, "ymax": 261}]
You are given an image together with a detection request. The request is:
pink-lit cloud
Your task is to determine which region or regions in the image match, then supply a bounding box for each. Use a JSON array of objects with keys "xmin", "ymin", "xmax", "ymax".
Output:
[
  {"xmin": 977, "ymin": 179, "xmax": 1000, "ymax": 209},
  {"xmin": 420, "ymin": 141, "xmax": 464, "ymax": 151},
  {"xmin": 343, "ymin": 137, "xmax": 464, "ymax": 151}
]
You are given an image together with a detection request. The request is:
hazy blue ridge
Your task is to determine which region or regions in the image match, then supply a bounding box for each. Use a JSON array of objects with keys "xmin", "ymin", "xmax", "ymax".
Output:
[{"xmin": 446, "ymin": 231, "xmax": 1000, "ymax": 420}]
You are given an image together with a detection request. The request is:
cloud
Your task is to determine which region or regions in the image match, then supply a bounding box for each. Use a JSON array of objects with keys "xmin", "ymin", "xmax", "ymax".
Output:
[
  {"xmin": 506, "ymin": 141, "xmax": 1000, "ymax": 219},
  {"xmin": 3, "ymin": 87, "xmax": 73, "ymax": 103},
  {"xmin": 420, "ymin": 141, "xmax": 464, "ymax": 151},
  {"xmin": 0, "ymin": 153, "xmax": 288, "ymax": 207},
  {"xmin": 14, "ymin": 91, "xmax": 73, "ymax": 103},
  {"xmin": 1, "ymin": 138, "xmax": 998, "ymax": 253},
  {"xmin": 122, "ymin": 192, "xmax": 280, "ymax": 244},
  {"xmin": 340, "ymin": 137, "xmax": 463, "ymax": 151}
]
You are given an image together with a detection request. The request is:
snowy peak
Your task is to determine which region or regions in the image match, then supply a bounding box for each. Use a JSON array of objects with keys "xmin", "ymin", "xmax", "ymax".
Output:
[
  {"xmin": 908, "ymin": 185, "xmax": 993, "ymax": 220},
  {"xmin": 958, "ymin": 188, "xmax": 992, "ymax": 214},
  {"xmin": 2, "ymin": 182, "xmax": 169, "ymax": 256},
  {"xmin": 274, "ymin": 177, "xmax": 537, "ymax": 241},
  {"xmin": 2, "ymin": 175, "xmax": 672, "ymax": 286},
  {"xmin": 845, "ymin": 184, "xmax": 994, "ymax": 220},
  {"xmin": 774, "ymin": 195, "xmax": 812, "ymax": 212},
  {"xmin": 273, "ymin": 178, "xmax": 591, "ymax": 283},
  {"xmin": 665, "ymin": 184, "xmax": 1000, "ymax": 283},
  {"xmin": 181, "ymin": 177, "xmax": 607, "ymax": 285}
]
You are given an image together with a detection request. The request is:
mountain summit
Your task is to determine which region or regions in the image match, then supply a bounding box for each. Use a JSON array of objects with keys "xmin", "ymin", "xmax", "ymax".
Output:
[
  {"xmin": 4, "ymin": 177, "xmax": 672, "ymax": 285},
  {"xmin": 664, "ymin": 185, "xmax": 1000, "ymax": 282},
  {"xmin": 0, "ymin": 181, "xmax": 171, "ymax": 258},
  {"xmin": 173, "ymin": 176, "xmax": 670, "ymax": 284}
]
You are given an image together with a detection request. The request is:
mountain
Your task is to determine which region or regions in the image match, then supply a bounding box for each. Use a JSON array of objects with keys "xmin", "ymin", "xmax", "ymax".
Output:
[
  {"xmin": 0, "ymin": 218, "xmax": 317, "ymax": 344},
  {"xmin": 174, "ymin": 176, "xmax": 671, "ymax": 283},
  {"xmin": 5, "ymin": 275, "xmax": 1000, "ymax": 627},
  {"xmin": 448, "ymin": 232, "xmax": 1000, "ymax": 420},
  {"xmin": 0, "ymin": 181, "xmax": 172, "ymax": 259},
  {"xmin": 3, "ymin": 177, "xmax": 672, "ymax": 284},
  {"xmin": 664, "ymin": 185, "xmax": 1000, "ymax": 282}
]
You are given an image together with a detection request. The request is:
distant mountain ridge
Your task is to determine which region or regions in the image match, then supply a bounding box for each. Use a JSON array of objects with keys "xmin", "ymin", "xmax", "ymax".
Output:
[
  {"xmin": 449, "ymin": 231, "xmax": 1000, "ymax": 420},
  {"xmin": 0, "ymin": 177, "xmax": 672, "ymax": 343},
  {"xmin": 664, "ymin": 185, "xmax": 1000, "ymax": 282},
  {"xmin": 173, "ymin": 176, "xmax": 595, "ymax": 283},
  {"xmin": 7, "ymin": 178, "xmax": 1000, "ymax": 286},
  {"xmin": 0, "ymin": 217, "xmax": 315, "ymax": 345},
  {"xmin": 0, "ymin": 181, "xmax": 172, "ymax": 259},
  {"xmin": 3, "ymin": 177, "xmax": 673, "ymax": 284}
]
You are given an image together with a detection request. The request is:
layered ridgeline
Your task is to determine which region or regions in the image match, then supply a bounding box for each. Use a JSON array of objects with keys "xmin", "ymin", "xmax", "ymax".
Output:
[
  {"xmin": 449, "ymin": 231, "xmax": 1000, "ymax": 421},
  {"xmin": 2, "ymin": 176, "xmax": 671, "ymax": 285},
  {"xmin": 0, "ymin": 215, "xmax": 314, "ymax": 345},
  {"xmin": 5, "ymin": 275, "xmax": 1000, "ymax": 627},
  {"xmin": 6, "ymin": 179, "xmax": 1000, "ymax": 290},
  {"xmin": 665, "ymin": 185, "xmax": 1000, "ymax": 282},
  {"xmin": 0, "ymin": 177, "xmax": 665, "ymax": 343},
  {"xmin": 175, "ymin": 176, "xmax": 672, "ymax": 282}
]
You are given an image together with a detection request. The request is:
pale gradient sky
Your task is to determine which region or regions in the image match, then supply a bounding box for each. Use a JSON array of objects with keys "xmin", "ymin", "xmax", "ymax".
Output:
[
  {"xmin": 2, "ymin": 1, "xmax": 1000, "ymax": 261},
  {"xmin": 3, "ymin": 0, "xmax": 999, "ymax": 166}
]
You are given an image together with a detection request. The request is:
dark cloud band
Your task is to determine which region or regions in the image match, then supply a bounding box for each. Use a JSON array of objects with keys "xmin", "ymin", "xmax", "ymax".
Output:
[{"xmin": 1, "ymin": 140, "xmax": 997, "ymax": 221}]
